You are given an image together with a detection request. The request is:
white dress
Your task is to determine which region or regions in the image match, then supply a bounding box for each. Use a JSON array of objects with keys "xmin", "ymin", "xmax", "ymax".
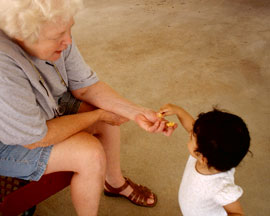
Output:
[{"xmin": 179, "ymin": 155, "xmax": 243, "ymax": 216}]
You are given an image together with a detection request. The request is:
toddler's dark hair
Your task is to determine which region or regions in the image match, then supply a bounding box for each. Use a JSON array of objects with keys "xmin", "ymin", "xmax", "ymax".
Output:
[{"xmin": 193, "ymin": 108, "xmax": 250, "ymax": 172}]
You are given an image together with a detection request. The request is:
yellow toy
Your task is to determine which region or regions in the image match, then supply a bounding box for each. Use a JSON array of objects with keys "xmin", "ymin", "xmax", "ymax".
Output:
[
  {"xmin": 166, "ymin": 122, "xmax": 175, "ymax": 127},
  {"xmin": 157, "ymin": 113, "xmax": 163, "ymax": 118},
  {"xmin": 157, "ymin": 113, "xmax": 175, "ymax": 127}
]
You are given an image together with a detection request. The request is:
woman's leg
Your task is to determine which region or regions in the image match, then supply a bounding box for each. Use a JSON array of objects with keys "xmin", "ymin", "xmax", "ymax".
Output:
[
  {"xmin": 44, "ymin": 132, "xmax": 106, "ymax": 216},
  {"xmin": 78, "ymin": 102, "xmax": 125, "ymax": 186},
  {"xmin": 79, "ymin": 102, "xmax": 155, "ymax": 204}
]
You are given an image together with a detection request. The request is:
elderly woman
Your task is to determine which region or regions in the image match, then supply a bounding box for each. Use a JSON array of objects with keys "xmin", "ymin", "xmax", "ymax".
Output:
[{"xmin": 0, "ymin": 0, "xmax": 176, "ymax": 215}]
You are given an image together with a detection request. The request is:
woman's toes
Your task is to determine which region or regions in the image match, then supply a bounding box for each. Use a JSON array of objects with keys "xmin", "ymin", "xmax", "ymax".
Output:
[{"xmin": 147, "ymin": 197, "xmax": 155, "ymax": 205}]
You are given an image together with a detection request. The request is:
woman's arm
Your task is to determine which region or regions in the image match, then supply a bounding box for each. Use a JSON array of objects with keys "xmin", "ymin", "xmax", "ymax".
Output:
[
  {"xmin": 24, "ymin": 109, "xmax": 126, "ymax": 149},
  {"xmin": 72, "ymin": 81, "xmax": 174, "ymax": 135},
  {"xmin": 72, "ymin": 81, "xmax": 148, "ymax": 121}
]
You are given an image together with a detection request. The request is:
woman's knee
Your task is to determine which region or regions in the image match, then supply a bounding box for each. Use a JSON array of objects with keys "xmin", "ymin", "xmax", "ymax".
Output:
[
  {"xmin": 74, "ymin": 132, "xmax": 106, "ymax": 174},
  {"xmin": 45, "ymin": 132, "xmax": 106, "ymax": 175}
]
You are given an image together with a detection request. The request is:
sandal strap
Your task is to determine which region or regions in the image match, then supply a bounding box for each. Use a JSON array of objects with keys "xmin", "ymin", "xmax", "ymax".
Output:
[
  {"xmin": 104, "ymin": 177, "xmax": 129, "ymax": 194},
  {"xmin": 104, "ymin": 177, "xmax": 157, "ymax": 207},
  {"xmin": 127, "ymin": 179, "xmax": 152, "ymax": 196},
  {"xmin": 126, "ymin": 178, "xmax": 152, "ymax": 205},
  {"xmin": 129, "ymin": 191, "xmax": 147, "ymax": 205}
]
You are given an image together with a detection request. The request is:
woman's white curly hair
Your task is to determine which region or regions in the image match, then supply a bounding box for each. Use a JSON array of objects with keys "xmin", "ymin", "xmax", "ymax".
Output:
[{"xmin": 0, "ymin": 0, "xmax": 83, "ymax": 43}]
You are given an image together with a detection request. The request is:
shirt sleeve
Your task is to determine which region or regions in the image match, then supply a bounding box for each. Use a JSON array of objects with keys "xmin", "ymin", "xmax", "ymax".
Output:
[
  {"xmin": 63, "ymin": 40, "xmax": 99, "ymax": 90},
  {"xmin": 214, "ymin": 176, "xmax": 243, "ymax": 206},
  {"xmin": 0, "ymin": 53, "xmax": 47, "ymax": 145}
]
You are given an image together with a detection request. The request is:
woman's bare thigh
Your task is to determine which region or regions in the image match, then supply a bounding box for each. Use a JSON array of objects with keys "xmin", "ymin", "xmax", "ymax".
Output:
[{"xmin": 44, "ymin": 131, "xmax": 106, "ymax": 175}]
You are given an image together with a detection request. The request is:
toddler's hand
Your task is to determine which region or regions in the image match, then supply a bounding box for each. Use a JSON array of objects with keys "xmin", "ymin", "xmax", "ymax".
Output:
[{"xmin": 158, "ymin": 103, "xmax": 179, "ymax": 117}]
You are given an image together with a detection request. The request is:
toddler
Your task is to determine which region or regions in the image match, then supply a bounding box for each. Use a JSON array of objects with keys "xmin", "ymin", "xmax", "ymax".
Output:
[{"xmin": 159, "ymin": 104, "xmax": 250, "ymax": 216}]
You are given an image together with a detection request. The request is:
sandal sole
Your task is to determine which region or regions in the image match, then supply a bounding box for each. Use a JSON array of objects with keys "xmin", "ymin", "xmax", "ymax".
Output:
[{"xmin": 104, "ymin": 190, "xmax": 158, "ymax": 207}]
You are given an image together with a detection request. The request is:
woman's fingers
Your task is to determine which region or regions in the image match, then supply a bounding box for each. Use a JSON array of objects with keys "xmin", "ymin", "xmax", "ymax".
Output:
[
  {"xmin": 135, "ymin": 113, "xmax": 178, "ymax": 135},
  {"xmin": 146, "ymin": 119, "xmax": 161, "ymax": 132},
  {"xmin": 150, "ymin": 120, "xmax": 165, "ymax": 133},
  {"xmin": 163, "ymin": 123, "xmax": 178, "ymax": 136}
]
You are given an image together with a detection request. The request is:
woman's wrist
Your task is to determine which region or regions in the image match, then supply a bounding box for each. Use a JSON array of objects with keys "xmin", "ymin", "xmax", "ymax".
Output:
[
  {"xmin": 125, "ymin": 105, "xmax": 145, "ymax": 121},
  {"xmin": 139, "ymin": 107, "xmax": 158, "ymax": 122},
  {"xmin": 92, "ymin": 109, "xmax": 104, "ymax": 122}
]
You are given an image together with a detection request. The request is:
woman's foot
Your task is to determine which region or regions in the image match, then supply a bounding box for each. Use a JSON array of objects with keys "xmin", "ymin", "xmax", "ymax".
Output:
[{"xmin": 104, "ymin": 177, "xmax": 157, "ymax": 207}]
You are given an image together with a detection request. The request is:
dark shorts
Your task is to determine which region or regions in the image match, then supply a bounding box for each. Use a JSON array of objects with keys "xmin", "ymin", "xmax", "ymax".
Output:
[{"xmin": 0, "ymin": 91, "xmax": 81, "ymax": 181}]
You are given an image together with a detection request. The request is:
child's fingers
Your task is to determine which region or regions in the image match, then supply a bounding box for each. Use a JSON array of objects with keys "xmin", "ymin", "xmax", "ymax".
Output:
[
  {"xmin": 159, "ymin": 104, "xmax": 176, "ymax": 116},
  {"xmin": 157, "ymin": 109, "xmax": 171, "ymax": 117},
  {"xmin": 157, "ymin": 112, "xmax": 164, "ymax": 118},
  {"xmin": 160, "ymin": 103, "xmax": 171, "ymax": 109}
]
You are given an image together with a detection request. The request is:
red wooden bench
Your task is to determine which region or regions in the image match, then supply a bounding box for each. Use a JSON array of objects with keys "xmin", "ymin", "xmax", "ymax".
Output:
[{"xmin": 0, "ymin": 172, "xmax": 73, "ymax": 216}]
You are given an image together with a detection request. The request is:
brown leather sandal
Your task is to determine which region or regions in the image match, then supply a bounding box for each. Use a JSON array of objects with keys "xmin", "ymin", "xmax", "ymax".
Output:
[{"xmin": 104, "ymin": 177, "xmax": 158, "ymax": 207}]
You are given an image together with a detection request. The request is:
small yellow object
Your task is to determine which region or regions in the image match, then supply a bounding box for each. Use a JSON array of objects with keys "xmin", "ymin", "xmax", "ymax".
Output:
[
  {"xmin": 157, "ymin": 113, "xmax": 163, "ymax": 118},
  {"xmin": 166, "ymin": 122, "xmax": 175, "ymax": 127}
]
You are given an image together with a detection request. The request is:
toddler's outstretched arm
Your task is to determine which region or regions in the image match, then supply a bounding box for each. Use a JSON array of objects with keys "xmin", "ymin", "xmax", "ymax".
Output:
[{"xmin": 159, "ymin": 104, "xmax": 195, "ymax": 133}]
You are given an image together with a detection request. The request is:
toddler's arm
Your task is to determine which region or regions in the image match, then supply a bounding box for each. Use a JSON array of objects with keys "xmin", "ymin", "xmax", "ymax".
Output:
[
  {"xmin": 159, "ymin": 104, "xmax": 195, "ymax": 133},
  {"xmin": 224, "ymin": 200, "xmax": 244, "ymax": 216}
]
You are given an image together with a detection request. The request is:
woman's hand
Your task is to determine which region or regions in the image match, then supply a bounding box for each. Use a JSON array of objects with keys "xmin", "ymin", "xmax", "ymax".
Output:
[
  {"xmin": 135, "ymin": 113, "xmax": 162, "ymax": 132},
  {"xmin": 99, "ymin": 109, "xmax": 129, "ymax": 126},
  {"xmin": 135, "ymin": 109, "xmax": 177, "ymax": 136}
]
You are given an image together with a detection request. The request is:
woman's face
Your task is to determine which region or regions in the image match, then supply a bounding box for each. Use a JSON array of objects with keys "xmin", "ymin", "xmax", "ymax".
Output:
[{"xmin": 18, "ymin": 18, "xmax": 74, "ymax": 61}]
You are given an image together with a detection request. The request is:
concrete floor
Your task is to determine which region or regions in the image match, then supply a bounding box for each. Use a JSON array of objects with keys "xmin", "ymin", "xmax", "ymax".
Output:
[{"xmin": 34, "ymin": 0, "xmax": 270, "ymax": 215}]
